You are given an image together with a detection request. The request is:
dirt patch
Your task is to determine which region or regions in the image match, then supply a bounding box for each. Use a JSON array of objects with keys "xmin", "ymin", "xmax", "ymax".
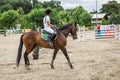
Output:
[{"xmin": 0, "ymin": 33, "xmax": 120, "ymax": 80}]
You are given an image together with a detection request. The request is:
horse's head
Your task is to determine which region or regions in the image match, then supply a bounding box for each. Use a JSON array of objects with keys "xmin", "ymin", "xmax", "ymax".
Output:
[{"xmin": 70, "ymin": 23, "xmax": 77, "ymax": 39}]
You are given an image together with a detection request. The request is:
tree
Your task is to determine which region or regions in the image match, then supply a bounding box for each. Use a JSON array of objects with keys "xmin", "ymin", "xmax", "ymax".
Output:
[
  {"xmin": 100, "ymin": 0, "xmax": 120, "ymax": 15},
  {"xmin": 1, "ymin": 10, "xmax": 19, "ymax": 29},
  {"xmin": 9, "ymin": 0, "xmax": 32, "ymax": 14},
  {"xmin": 81, "ymin": 12, "xmax": 92, "ymax": 27},
  {"xmin": 42, "ymin": 0, "xmax": 62, "ymax": 9},
  {"xmin": 58, "ymin": 11, "xmax": 67, "ymax": 25},
  {"xmin": 34, "ymin": 2, "xmax": 43, "ymax": 9},
  {"xmin": 0, "ymin": 0, "xmax": 32, "ymax": 14},
  {"xmin": 50, "ymin": 9, "xmax": 60, "ymax": 27},
  {"xmin": 17, "ymin": 7, "xmax": 24, "ymax": 15},
  {"xmin": 0, "ymin": 16, "xmax": 3, "ymax": 29},
  {"xmin": 32, "ymin": 0, "xmax": 38, "ymax": 7},
  {"xmin": 0, "ymin": 0, "xmax": 14, "ymax": 13},
  {"xmin": 69, "ymin": 6, "xmax": 86, "ymax": 24},
  {"xmin": 109, "ymin": 13, "xmax": 120, "ymax": 24},
  {"xmin": 0, "ymin": 3, "xmax": 13, "ymax": 13},
  {"xmin": 26, "ymin": 8, "xmax": 45, "ymax": 29},
  {"xmin": 68, "ymin": 6, "xmax": 91, "ymax": 27},
  {"xmin": 101, "ymin": 18, "xmax": 108, "ymax": 25},
  {"xmin": 58, "ymin": 11, "xmax": 67, "ymax": 20},
  {"xmin": 101, "ymin": 0, "xmax": 120, "ymax": 24},
  {"xmin": 26, "ymin": 8, "xmax": 60, "ymax": 29}
]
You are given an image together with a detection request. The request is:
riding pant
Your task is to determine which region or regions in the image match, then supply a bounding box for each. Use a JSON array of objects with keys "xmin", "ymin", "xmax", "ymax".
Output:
[{"xmin": 44, "ymin": 27, "xmax": 56, "ymax": 34}]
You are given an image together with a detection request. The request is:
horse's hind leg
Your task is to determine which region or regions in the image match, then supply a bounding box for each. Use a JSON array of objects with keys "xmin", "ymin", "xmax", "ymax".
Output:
[
  {"xmin": 24, "ymin": 51, "xmax": 31, "ymax": 70},
  {"xmin": 60, "ymin": 47, "xmax": 73, "ymax": 69},
  {"xmin": 24, "ymin": 45, "xmax": 36, "ymax": 70}
]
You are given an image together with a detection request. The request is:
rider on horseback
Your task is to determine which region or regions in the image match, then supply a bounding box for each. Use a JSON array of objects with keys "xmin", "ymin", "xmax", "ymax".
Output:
[{"xmin": 43, "ymin": 9, "xmax": 56, "ymax": 45}]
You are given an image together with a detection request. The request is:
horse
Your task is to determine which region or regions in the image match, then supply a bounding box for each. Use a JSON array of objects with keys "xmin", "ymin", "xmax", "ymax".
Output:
[{"xmin": 16, "ymin": 23, "xmax": 77, "ymax": 70}]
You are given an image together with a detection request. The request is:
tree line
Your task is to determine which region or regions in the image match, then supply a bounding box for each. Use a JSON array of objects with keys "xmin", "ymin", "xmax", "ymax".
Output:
[
  {"xmin": 0, "ymin": 0, "xmax": 92, "ymax": 30},
  {"xmin": 0, "ymin": 0, "xmax": 120, "ymax": 30},
  {"xmin": 100, "ymin": 0, "xmax": 120, "ymax": 24}
]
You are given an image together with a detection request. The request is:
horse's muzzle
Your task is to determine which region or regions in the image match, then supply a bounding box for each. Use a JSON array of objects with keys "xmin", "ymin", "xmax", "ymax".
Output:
[{"xmin": 73, "ymin": 36, "xmax": 77, "ymax": 39}]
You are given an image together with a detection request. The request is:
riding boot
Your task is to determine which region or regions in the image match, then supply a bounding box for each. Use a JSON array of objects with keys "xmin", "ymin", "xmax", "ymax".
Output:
[
  {"xmin": 48, "ymin": 34, "xmax": 56, "ymax": 46},
  {"xmin": 48, "ymin": 38, "xmax": 52, "ymax": 46}
]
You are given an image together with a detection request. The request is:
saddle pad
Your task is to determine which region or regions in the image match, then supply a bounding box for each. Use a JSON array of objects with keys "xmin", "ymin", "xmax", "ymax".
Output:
[{"xmin": 41, "ymin": 33, "xmax": 49, "ymax": 40}]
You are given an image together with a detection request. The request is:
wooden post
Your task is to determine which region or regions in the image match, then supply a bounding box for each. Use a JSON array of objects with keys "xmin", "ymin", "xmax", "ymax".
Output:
[
  {"xmin": 32, "ymin": 46, "xmax": 39, "ymax": 60},
  {"xmin": 4, "ymin": 30, "xmax": 6, "ymax": 37}
]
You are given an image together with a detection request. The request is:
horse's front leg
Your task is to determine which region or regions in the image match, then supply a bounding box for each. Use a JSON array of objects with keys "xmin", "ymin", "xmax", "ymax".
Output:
[
  {"xmin": 60, "ymin": 47, "xmax": 73, "ymax": 69},
  {"xmin": 51, "ymin": 48, "xmax": 59, "ymax": 69}
]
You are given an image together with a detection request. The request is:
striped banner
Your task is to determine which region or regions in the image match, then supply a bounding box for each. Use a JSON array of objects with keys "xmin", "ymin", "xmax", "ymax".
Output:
[{"xmin": 95, "ymin": 25, "xmax": 115, "ymax": 39}]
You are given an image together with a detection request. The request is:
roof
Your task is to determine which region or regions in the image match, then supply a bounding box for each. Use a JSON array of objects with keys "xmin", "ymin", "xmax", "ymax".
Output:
[
  {"xmin": 91, "ymin": 13, "xmax": 106, "ymax": 19},
  {"xmin": 92, "ymin": 20, "xmax": 102, "ymax": 24}
]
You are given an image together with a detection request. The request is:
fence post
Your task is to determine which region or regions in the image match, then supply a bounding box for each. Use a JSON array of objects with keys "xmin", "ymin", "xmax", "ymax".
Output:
[
  {"xmin": 115, "ymin": 25, "xmax": 120, "ymax": 40},
  {"xmin": 77, "ymin": 25, "xmax": 85, "ymax": 42},
  {"xmin": 32, "ymin": 46, "xmax": 39, "ymax": 60}
]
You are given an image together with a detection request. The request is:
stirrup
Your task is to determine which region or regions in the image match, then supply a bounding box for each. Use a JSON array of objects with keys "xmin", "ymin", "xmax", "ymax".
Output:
[{"xmin": 47, "ymin": 41, "xmax": 53, "ymax": 46}]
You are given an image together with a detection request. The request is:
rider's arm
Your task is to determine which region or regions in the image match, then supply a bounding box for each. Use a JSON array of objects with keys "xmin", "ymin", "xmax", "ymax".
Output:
[
  {"xmin": 46, "ymin": 16, "xmax": 54, "ymax": 27},
  {"xmin": 47, "ymin": 21, "xmax": 53, "ymax": 27}
]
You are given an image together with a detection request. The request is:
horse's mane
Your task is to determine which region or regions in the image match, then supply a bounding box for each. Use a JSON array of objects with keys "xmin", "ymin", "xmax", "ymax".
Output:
[{"xmin": 58, "ymin": 24, "xmax": 72, "ymax": 31}]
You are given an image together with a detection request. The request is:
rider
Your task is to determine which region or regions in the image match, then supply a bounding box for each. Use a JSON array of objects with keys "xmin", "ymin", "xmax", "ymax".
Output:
[{"xmin": 43, "ymin": 9, "xmax": 56, "ymax": 45}]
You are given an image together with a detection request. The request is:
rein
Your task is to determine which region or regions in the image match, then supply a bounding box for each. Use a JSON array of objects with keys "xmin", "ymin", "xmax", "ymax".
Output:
[{"xmin": 57, "ymin": 24, "xmax": 72, "ymax": 37}]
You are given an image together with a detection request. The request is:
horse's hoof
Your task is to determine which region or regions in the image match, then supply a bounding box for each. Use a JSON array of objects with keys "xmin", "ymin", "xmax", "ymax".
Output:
[
  {"xmin": 26, "ymin": 67, "xmax": 31, "ymax": 70},
  {"xmin": 13, "ymin": 66, "xmax": 17, "ymax": 69},
  {"xmin": 51, "ymin": 66, "xmax": 55, "ymax": 69},
  {"xmin": 25, "ymin": 65, "xmax": 31, "ymax": 70},
  {"xmin": 71, "ymin": 67, "xmax": 74, "ymax": 69},
  {"xmin": 13, "ymin": 65, "xmax": 19, "ymax": 69},
  {"xmin": 50, "ymin": 64, "xmax": 55, "ymax": 69},
  {"xmin": 51, "ymin": 67, "xmax": 55, "ymax": 69},
  {"xmin": 70, "ymin": 65, "xmax": 74, "ymax": 69},
  {"xmin": 16, "ymin": 64, "xmax": 19, "ymax": 67}
]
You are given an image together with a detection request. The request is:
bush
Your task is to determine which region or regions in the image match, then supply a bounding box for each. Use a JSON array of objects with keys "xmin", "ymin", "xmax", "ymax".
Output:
[
  {"xmin": 26, "ymin": 8, "xmax": 60, "ymax": 29},
  {"xmin": 101, "ymin": 18, "xmax": 108, "ymax": 25},
  {"xmin": 26, "ymin": 8, "xmax": 45, "ymax": 29},
  {"xmin": 1, "ymin": 10, "xmax": 19, "ymax": 29}
]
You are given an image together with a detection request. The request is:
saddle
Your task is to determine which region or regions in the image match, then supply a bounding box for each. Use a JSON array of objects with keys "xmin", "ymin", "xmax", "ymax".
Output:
[{"xmin": 41, "ymin": 29, "xmax": 57, "ymax": 41}]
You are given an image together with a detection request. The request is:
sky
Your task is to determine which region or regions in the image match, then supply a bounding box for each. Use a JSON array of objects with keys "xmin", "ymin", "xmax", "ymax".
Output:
[{"xmin": 39, "ymin": 0, "xmax": 120, "ymax": 12}]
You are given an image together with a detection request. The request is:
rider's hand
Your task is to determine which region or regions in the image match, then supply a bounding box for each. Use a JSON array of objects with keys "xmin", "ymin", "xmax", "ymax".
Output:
[{"xmin": 51, "ymin": 25, "xmax": 54, "ymax": 28}]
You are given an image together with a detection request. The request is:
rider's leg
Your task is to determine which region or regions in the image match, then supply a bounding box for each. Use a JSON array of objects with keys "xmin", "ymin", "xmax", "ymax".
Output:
[{"xmin": 44, "ymin": 27, "xmax": 56, "ymax": 45}]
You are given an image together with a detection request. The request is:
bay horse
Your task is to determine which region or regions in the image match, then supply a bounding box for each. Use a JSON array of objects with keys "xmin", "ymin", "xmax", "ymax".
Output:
[{"xmin": 16, "ymin": 23, "xmax": 77, "ymax": 70}]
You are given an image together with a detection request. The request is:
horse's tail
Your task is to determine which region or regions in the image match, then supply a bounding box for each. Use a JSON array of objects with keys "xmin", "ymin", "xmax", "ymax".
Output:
[{"xmin": 16, "ymin": 34, "xmax": 25, "ymax": 67}]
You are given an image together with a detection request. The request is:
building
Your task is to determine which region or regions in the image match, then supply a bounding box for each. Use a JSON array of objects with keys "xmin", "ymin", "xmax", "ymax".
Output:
[{"xmin": 91, "ymin": 13, "xmax": 108, "ymax": 26}]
